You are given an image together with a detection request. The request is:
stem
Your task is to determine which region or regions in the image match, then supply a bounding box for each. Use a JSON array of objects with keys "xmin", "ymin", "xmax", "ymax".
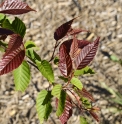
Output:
[
  {"xmin": 67, "ymin": 89, "xmax": 81, "ymax": 108},
  {"xmin": 27, "ymin": 60, "xmax": 39, "ymax": 70},
  {"xmin": 49, "ymin": 116, "xmax": 56, "ymax": 124},
  {"xmin": 72, "ymin": 99, "xmax": 87, "ymax": 117},
  {"xmin": 56, "ymin": 41, "xmax": 60, "ymax": 47},
  {"xmin": 63, "ymin": 71, "xmax": 74, "ymax": 88},
  {"xmin": 49, "ymin": 40, "xmax": 58, "ymax": 62},
  {"xmin": 49, "ymin": 38, "xmax": 63, "ymax": 62},
  {"xmin": 67, "ymin": 89, "xmax": 88, "ymax": 113},
  {"xmin": 71, "ymin": 99, "xmax": 80, "ymax": 108}
]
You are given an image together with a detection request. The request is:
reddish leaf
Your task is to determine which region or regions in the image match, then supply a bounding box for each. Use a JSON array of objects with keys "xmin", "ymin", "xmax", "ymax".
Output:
[
  {"xmin": 79, "ymin": 88, "xmax": 95, "ymax": 102},
  {"xmin": 77, "ymin": 40, "xmax": 90, "ymax": 49},
  {"xmin": 68, "ymin": 28, "xmax": 89, "ymax": 36},
  {"xmin": 62, "ymin": 39, "xmax": 73, "ymax": 54},
  {"xmin": 3, "ymin": 34, "xmax": 23, "ymax": 57},
  {"xmin": 56, "ymin": 96, "xmax": 72, "ymax": 124},
  {"xmin": 59, "ymin": 44, "xmax": 72, "ymax": 77},
  {"xmin": 0, "ymin": 0, "xmax": 36, "ymax": 15},
  {"xmin": 0, "ymin": 28, "xmax": 14, "ymax": 35},
  {"xmin": 62, "ymin": 39, "xmax": 90, "ymax": 54},
  {"xmin": 89, "ymin": 110, "xmax": 99, "ymax": 122},
  {"xmin": 54, "ymin": 18, "xmax": 75, "ymax": 41},
  {"xmin": 73, "ymin": 37, "xmax": 100, "ymax": 69},
  {"xmin": 0, "ymin": 35, "xmax": 7, "ymax": 41},
  {"xmin": 0, "ymin": 34, "xmax": 25, "ymax": 75},
  {"xmin": 0, "ymin": 28, "xmax": 14, "ymax": 41},
  {"xmin": 69, "ymin": 37, "xmax": 81, "ymax": 60}
]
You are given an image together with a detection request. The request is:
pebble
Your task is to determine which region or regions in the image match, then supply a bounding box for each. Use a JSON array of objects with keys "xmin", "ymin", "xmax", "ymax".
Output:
[
  {"xmin": 117, "ymin": 34, "xmax": 122, "ymax": 38},
  {"xmin": 111, "ymin": 21, "xmax": 117, "ymax": 26},
  {"xmin": 9, "ymin": 109, "xmax": 17, "ymax": 116},
  {"xmin": 19, "ymin": 100, "xmax": 23, "ymax": 105},
  {"xmin": 22, "ymin": 94, "xmax": 29, "ymax": 100},
  {"xmin": 116, "ymin": 121, "xmax": 121, "ymax": 124},
  {"xmin": 43, "ymin": 82, "xmax": 49, "ymax": 88},
  {"xmin": 103, "ymin": 56, "xmax": 109, "ymax": 60}
]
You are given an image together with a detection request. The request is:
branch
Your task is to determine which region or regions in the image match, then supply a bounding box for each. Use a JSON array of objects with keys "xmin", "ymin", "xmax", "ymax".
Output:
[
  {"xmin": 27, "ymin": 60, "xmax": 39, "ymax": 70},
  {"xmin": 49, "ymin": 40, "xmax": 58, "ymax": 62},
  {"xmin": 67, "ymin": 89, "xmax": 88, "ymax": 113}
]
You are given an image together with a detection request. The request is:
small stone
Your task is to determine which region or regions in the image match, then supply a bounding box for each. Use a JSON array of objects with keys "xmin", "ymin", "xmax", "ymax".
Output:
[
  {"xmin": 5, "ymin": 91, "xmax": 9, "ymax": 95},
  {"xmin": 111, "ymin": 21, "xmax": 117, "ymax": 26},
  {"xmin": 116, "ymin": 121, "xmax": 121, "ymax": 124},
  {"xmin": 117, "ymin": 34, "xmax": 122, "ymax": 38},
  {"xmin": 27, "ymin": 100, "xmax": 34, "ymax": 108},
  {"xmin": 10, "ymin": 91, "xmax": 15, "ymax": 95},
  {"xmin": 101, "ymin": 45, "xmax": 106, "ymax": 50},
  {"xmin": 22, "ymin": 94, "xmax": 29, "ymax": 100},
  {"xmin": 9, "ymin": 109, "xmax": 17, "ymax": 116},
  {"xmin": 43, "ymin": 82, "xmax": 49, "ymax": 88},
  {"xmin": 103, "ymin": 56, "xmax": 109, "ymax": 60},
  {"xmin": 19, "ymin": 100, "xmax": 23, "ymax": 105}
]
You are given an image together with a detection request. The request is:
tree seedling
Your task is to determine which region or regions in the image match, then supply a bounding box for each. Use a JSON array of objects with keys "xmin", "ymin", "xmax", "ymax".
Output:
[{"xmin": 0, "ymin": 0, "xmax": 100, "ymax": 123}]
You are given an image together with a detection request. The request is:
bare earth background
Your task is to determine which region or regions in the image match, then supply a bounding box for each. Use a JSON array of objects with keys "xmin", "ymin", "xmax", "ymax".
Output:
[{"xmin": 0, "ymin": 0, "xmax": 122, "ymax": 124}]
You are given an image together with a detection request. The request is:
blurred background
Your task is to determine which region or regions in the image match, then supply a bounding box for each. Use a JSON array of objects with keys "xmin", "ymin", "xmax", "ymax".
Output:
[{"xmin": 0, "ymin": 0, "xmax": 122, "ymax": 124}]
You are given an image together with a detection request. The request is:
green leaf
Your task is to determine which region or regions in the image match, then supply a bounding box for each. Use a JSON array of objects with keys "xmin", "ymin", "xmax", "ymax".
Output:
[
  {"xmin": 111, "ymin": 92, "xmax": 122, "ymax": 105},
  {"xmin": 0, "ymin": 14, "xmax": 5, "ymax": 20},
  {"xmin": 2, "ymin": 17, "xmax": 26, "ymax": 37},
  {"xmin": 36, "ymin": 90, "xmax": 48, "ymax": 104},
  {"xmin": 24, "ymin": 41, "xmax": 37, "ymax": 50},
  {"xmin": 58, "ymin": 76, "xmax": 68, "ymax": 82},
  {"xmin": 110, "ymin": 55, "xmax": 119, "ymax": 62},
  {"xmin": 101, "ymin": 82, "xmax": 117, "ymax": 96},
  {"xmin": 81, "ymin": 97, "xmax": 91, "ymax": 109},
  {"xmin": 112, "ymin": 98, "xmax": 122, "ymax": 105},
  {"xmin": 0, "ymin": 40, "xmax": 8, "ymax": 52},
  {"xmin": 37, "ymin": 102, "xmax": 52, "ymax": 123},
  {"xmin": 0, "ymin": 13, "xmax": 6, "ymax": 24},
  {"xmin": 51, "ymin": 84, "xmax": 62, "ymax": 99},
  {"xmin": 36, "ymin": 90, "xmax": 52, "ymax": 105},
  {"xmin": 13, "ymin": 60, "xmax": 30, "ymax": 92},
  {"xmin": 56, "ymin": 90, "xmax": 66, "ymax": 116},
  {"xmin": 26, "ymin": 49, "xmax": 41, "ymax": 63},
  {"xmin": 12, "ymin": 17, "xmax": 26, "ymax": 37},
  {"xmin": 74, "ymin": 66, "xmax": 95, "ymax": 76},
  {"xmin": 80, "ymin": 116, "xmax": 89, "ymax": 124},
  {"xmin": 54, "ymin": 56, "xmax": 59, "ymax": 65},
  {"xmin": 2, "ymin": 19, "xmax": 14, "ymax": 30},
  {"xmin": 0, "ymin": 47, "xmax": 5, "ymax": 52},
  {"xmin": 0, "ymin": 41, "xmax": 8, "ymax": 52},
  {"xmin": 0, "ymin": 40, "xmax": 8, "ymax": 48},
  {"xmin": 71, "ymin": 77, "xmax": 83, "ymax": 90},
  {"xmin": 36, "ymin": 90, "xmax": 52, "ymax": 124},
  {"xmin": 36, "ymin": 60, "xmax": 54, "ymax": 83},
  {"xmin": 42, "ymin": 91, "xmax": 52, "ymax": 105}
]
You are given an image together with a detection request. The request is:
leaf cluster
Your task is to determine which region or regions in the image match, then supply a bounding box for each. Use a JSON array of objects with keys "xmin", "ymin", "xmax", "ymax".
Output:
[{"xmin": 0, "ymin": 0, "xmax": 100, "ymax": 124}]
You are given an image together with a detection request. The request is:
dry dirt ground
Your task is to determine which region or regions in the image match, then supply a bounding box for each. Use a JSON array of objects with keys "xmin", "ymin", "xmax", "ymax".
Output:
[{"xmin": 0, "ymin": 0, "xmax": 122, "ymax": 124}]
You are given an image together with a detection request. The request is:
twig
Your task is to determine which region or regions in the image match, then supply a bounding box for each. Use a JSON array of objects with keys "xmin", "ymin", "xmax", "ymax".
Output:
[
  {"xmin": 63, "ymin": 72, "xmax": 74, "ymax": 88},
  {"xmin": 67, "ymin": 89, "xmax": 81, "ymax": 108},
  {"xmin": 50, "ymin": 116, "xmax": 57, "ymax": 124},
  {"xmin": 27, "ymin": 60, "xmax": 39, "ymax": 70},
  {"xmin": 67, "ymin": 90, "xmax": 88, "ymax": 113},
  {"xmin": 49, "ymin": 40, "xmax": 58, "ymax": 62}
]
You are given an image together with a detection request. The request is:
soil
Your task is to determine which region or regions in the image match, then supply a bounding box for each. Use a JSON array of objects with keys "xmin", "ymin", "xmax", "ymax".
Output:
[{"xmin": 0, "ymin": 0, "xmax": 122, "ymax": 124}]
